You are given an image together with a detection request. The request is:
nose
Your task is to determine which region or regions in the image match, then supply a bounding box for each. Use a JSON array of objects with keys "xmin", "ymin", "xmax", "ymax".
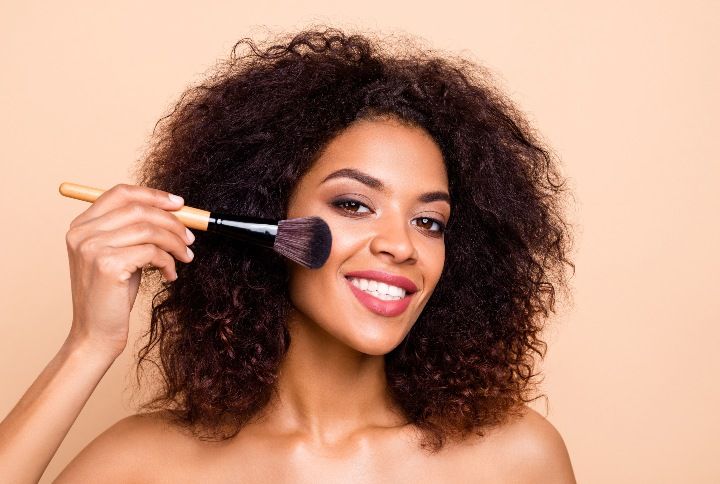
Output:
[{"xmin": 368, "ymin": 213, "xmax": 418, "ymax": 263}]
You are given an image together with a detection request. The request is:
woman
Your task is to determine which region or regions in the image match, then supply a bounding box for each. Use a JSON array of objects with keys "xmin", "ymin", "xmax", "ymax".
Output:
[{"xmin": 1, "ymin": 27, "xmax": 576, "ymax": 482}]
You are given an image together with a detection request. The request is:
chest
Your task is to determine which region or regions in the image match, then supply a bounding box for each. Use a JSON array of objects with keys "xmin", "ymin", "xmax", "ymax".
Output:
[
  {"xmin": 137, "ymin": 427, "xmax": 509, "ymax": 484},
  {"xmin": 164, "ymin": 456, "xmax": 489, "ymax": 484},
  {"xmin": 145, "ymin": 439, "xmax": 496, "ymax": 483}
]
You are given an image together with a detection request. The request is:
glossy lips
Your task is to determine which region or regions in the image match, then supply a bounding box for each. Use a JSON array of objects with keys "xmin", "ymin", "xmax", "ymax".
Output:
[{"xmin": 344, "ymin": 270, "xmax": 418, "ymax": 317}]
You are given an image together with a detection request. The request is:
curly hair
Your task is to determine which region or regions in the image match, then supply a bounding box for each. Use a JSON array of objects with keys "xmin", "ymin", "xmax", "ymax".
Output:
[{"xmin": 131, "ymin": 25, "xmax": 575, "ymax": 453}]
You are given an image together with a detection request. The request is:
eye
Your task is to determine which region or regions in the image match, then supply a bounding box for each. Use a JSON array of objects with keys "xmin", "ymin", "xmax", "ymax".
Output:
[
  {"xmin": 330, "ymin": 197, "xmax": 446, "ymax": 237},
  {"xmin": 331, "ymin": 198, "xmax": 372, "ymax": 214},
  {"xmin": 412, "ymin": 216, "xmax": 446, "ymax": 237}
]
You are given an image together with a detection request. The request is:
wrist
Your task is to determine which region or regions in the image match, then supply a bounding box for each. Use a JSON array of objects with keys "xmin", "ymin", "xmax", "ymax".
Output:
[{"xmin": 62, "ymin": 332, "xmax": 124, "ymax": 363}]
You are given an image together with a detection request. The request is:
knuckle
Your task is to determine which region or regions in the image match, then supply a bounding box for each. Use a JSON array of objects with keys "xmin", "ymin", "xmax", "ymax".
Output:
[
  {"xmin": 136, "ymin": 221, "xmax": 156, "ymax": 238},
  {"xmin": 110, "ymin": 183, "xmax": 131, "ymax": 197},
  {"xmin": 65, "ymin": 227, "xmax": 80, "ymax": 247},
  {"xmin": 95, "ymin": 251, "xmax": 120, "ymax": 275},
  {"xmin": 126, "ymin": 202, "xmax": 147, "ymax": 219},
  {"xmin": 78, "ymin": 237, "xmax": 99, "ymax": 257},
  {"xmin": 141, "ymin": 244, "xmax": 160, "ymax": 261},
  {"xmin": 145, "ymin": 243, "xmax": 159, "ymax": 256}
]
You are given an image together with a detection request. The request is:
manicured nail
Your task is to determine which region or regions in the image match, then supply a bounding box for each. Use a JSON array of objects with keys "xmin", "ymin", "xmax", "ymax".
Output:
[
  {"xmin": 168, "ymin": 193, "xmax": 184, "ymax": 204},
  {"xmin": 186, "ymin": 247, "xmax": 194, "ymax": 260},
  {"xmin": 185, "ymin": 228, "xmax": 195, "ymax": 244}
]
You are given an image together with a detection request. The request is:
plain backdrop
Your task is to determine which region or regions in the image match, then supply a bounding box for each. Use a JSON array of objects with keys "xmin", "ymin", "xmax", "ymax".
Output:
[{"xmin": 1, "ymin": 1, "xmax": 718, "ymax": 482}]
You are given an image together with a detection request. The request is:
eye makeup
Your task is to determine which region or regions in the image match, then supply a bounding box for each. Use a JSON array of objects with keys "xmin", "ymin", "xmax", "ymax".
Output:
[
  {"xmin": 329, "ymin": 195, "xmax": 446, "ymax": 237},
  {"xmin": 329, "ymin": 192, "xmax": 375, "ymax": 214}
]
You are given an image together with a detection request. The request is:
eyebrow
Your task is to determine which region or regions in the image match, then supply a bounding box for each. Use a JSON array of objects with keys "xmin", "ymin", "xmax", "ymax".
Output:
[{"xmin": 320, "ymin": 168, "xmax": 451, "ymax": 205}]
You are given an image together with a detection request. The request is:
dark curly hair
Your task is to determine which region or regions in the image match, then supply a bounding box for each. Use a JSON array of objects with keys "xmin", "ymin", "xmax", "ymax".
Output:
[{"xmin": 131, "ymin": 25, "xmax": 575, "ymax": 453}]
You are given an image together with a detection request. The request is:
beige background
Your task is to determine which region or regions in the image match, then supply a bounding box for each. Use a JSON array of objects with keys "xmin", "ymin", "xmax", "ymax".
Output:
[{"xmin": 1, "ymin": 1, "xmax": 718, "ymax": 482}]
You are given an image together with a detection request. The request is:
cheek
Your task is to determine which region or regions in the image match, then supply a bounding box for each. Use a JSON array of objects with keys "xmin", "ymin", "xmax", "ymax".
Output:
[
  {"xmin": 289, "ymin": 224, "xmax": 360, "ymax": 292},
  {"xmin": 418, "ymin": 244, "xmax": 446, "ymax": 305},
  {"xmin": 286, "ymin": 238, "xmax": 347, "ymax": 321},
  {"xmin": 327, "ymin": 220, "xmax": 369, "ymax": 258},
  {"xmin": 288, "ymin": 269, "xmax": 329, "ymax": 331},
  {"xmin": 288, "ymin": 265, "xmax": 332, "ymax": 311}
]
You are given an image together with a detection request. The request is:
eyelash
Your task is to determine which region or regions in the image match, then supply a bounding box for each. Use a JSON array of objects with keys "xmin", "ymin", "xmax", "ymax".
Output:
[{"xmin": 331, "ymin": 198, "xmax": 446, "ymax": 237}]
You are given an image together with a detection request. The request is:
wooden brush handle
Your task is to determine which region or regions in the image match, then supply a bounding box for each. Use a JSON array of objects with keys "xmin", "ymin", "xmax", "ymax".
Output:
[{"xmin": 58, "ymin": 182, "xmax": 212, "ymax": 231}]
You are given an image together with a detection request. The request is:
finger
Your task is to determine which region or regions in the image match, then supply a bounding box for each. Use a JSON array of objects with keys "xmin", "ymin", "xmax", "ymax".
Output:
[
  {"xmin": 92, "ymin": 223, "xmax": 194, "ymax": 264},
  {"xmin": 75, "ymin": 202, "xmax": 194, "ymax": 245},
  {"xmin": 99, "ymin": 244, "xmax": 177, "ymax": 282},
  {"xmin": 70, "ymin": 183, "xmax": 184, "ymax": 229}
]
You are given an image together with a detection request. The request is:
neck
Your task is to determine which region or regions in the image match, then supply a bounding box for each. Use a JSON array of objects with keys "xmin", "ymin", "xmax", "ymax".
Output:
[{"xmin": 261, "ymin": 308, "xmax": 407, "ymax": 445}]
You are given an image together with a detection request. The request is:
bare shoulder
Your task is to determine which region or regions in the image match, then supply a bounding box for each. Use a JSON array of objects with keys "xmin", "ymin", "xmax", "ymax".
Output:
[
  {"xmin": 54, "ymin": 410, "xmax": 193, "ymax": 483},
  {"xmin": 450, "ymin": 405, "xmax": 576, "ymax": 483},
  {"xmin": 483, "ymin": 406, "xmax": 576, "ymax": 483}
]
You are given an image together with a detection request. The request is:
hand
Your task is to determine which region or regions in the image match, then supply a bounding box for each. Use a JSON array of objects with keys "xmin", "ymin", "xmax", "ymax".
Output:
[{"xmin": 64, "ymin": 183, "xmax": 195, "ymax": 356}]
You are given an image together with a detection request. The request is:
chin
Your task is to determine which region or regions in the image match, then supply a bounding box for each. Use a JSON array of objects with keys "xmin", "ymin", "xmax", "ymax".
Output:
[{"xmin": 334, "ymin": 320, "xmax": 414, "ymax": 356}]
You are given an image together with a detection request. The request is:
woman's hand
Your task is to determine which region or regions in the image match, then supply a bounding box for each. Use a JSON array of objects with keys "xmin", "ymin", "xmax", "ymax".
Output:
[
  {"xmin": 0, "ymin": 184, "xmax": 195, "ymax": 483},
  {"xmin": 64, "ymin": 183, "xmax": 195, "ymax": 356}
]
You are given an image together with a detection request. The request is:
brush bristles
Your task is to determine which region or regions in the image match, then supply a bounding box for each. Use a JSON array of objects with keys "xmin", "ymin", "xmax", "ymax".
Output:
[{"xmin": 274, "ymin": 216, "xmax": 332, "ymax": 269}]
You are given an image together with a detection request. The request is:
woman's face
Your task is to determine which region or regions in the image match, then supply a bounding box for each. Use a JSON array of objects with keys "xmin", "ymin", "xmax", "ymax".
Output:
[{"xmin": 286, "ymin": 117, "xmax": 451, "ymax": 355}]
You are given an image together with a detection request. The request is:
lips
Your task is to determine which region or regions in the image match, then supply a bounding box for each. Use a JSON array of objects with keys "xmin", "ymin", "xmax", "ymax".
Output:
[
  {"xmin": 344, "ymin": 279, "xmax": 415, "ymax": 317},
  {"xmin": 343, "ymin": 270, "xmax": 419, "ymax": 317}
]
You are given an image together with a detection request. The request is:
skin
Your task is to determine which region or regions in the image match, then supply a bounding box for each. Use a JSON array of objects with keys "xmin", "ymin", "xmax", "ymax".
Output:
[{"xmin": 3, "ymin": 118, "xmax": 576, "ymax": 482}]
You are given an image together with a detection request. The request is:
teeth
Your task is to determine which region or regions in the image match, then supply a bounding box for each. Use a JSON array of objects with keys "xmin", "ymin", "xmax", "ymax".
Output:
[
  {"xmin": 368, "ymin": 291, "xmax": 399, "ymax": 301},
  {"xmin": 348, "ymin": 277, "xmax": 407, "ymax": 300}
]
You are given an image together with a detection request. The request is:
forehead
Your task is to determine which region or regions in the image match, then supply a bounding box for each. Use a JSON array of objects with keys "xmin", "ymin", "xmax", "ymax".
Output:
[{"xmin": 303, "ymin": 118, "xmax": 448, "ymax": 190}]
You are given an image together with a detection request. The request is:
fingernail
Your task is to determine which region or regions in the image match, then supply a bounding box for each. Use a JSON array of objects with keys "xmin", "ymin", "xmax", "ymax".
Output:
[
  {"xmin": 186, "ymin": 247, "xmax": 194, "ymax": 260},
  {"xmin": 168, "ymin": 193, "xmax": 184, "ymax": 205},
  {"xmin": 185, "ymin": 228, "xmax": 195, "ymax": 244}
]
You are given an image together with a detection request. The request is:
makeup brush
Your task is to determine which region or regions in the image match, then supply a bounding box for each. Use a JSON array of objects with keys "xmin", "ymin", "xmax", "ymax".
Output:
[{"xmin": 58, "ymin": 182, "xmax": 332, "ymax": 269}]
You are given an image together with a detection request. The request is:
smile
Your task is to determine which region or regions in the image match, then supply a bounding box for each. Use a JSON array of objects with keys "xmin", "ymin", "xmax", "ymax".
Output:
[
  {"xmin": 347, "ymin": 277, "xmax": 406, "ymax": 300},
  {"xmin": 343, "ymin": 276, "xmax": 416, "ymax": 317}
]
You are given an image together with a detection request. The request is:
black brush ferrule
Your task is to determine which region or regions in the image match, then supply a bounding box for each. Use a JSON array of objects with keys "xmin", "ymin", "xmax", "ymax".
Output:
[{"xmin": 206, "ymin": 212, "xmax": 278, "ymax": 248}]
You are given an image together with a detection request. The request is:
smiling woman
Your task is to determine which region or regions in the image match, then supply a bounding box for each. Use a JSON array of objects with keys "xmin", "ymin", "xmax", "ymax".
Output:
[
  {"xmin": 286, "ymin": 120, "xmax": 450, "ymax": 343},
  {"xmin": 0, "ymin": 26, "xmax": 575, "ymax": 483}
]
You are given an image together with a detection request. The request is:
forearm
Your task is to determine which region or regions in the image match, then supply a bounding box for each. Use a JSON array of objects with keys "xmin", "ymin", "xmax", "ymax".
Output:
[{"xmin": 0, "ymin": 335, "xmax": 119, "ymax": 484}]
